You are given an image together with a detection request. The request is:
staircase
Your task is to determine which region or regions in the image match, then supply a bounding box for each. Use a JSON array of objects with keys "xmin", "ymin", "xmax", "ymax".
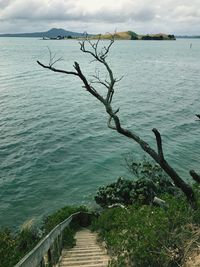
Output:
[
  {"xmin": 14, "ymin": 212, "xmax": 108, "ymax": 267},
  {"xmin": 59, "ymin": 229, "xmax": 110, "ymax": 267}
]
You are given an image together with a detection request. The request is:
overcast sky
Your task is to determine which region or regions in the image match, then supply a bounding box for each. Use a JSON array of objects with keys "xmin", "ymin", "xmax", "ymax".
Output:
[{"xmin": 0, "ymin": 0, "xmax": 199, "ymax": 34}]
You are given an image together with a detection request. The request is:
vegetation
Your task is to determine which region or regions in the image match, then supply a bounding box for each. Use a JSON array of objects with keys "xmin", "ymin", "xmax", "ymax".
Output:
[
  {"xmin": 92, "ymin": 161, "xmax": 200, "ymax": 267},
  {"xmin": 42, "ymin": 205, "xmax": 87, "ymax": 233},
  {"xmin": 141, "ymin": 34, "xmax": 175, "ymax": 40},
  {"xmin": 0, "ymin": 225, "xmax": 40, "ymax": 267},
  {"xmin": 95, "ymin": 160, "xmax": 179, "ymax": 207},
  {"xmin": 93, "ymin": 193, "xmax": 200, "ymax": 267},
  {"xmin": 0, "ymin": 206, "xmax": 86, "ymax": 267},
  {"xmin": 128, "ymin": 31, "xmax": 138, "ymax": 40},
  {"xmin": 93, "ymin": 160, "xmax": 200, "ymax": 266}
]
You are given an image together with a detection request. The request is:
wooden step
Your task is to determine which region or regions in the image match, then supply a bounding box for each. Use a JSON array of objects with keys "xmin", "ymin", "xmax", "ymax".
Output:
[{"xmin": 59, "ymin": 229, "xmax": 109, "ymax": 267}]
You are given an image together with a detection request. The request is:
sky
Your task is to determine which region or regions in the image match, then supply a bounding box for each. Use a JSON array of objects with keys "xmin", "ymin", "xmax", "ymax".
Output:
[{"xmin": 0, "ymin": 0, "xmax": 199, "ymax": 35}]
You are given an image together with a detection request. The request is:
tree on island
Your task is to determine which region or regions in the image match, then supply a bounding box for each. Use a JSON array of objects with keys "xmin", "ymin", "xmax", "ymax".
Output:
[{"xmin": 37, "ymin": 35, "xmax": 200, "ymax": 208}]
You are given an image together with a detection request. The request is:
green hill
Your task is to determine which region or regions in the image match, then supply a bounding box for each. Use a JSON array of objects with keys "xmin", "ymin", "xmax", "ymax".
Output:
[{"xmin": 91, "ymin": 31, "xmax": 175, "ymax": 40}]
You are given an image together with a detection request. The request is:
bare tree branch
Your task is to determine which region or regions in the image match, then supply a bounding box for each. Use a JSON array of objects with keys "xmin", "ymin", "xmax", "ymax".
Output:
[
  {"xmin": 73, "ymin": 61, "xmax": 105, "ymax": 103},
  {"xmin": 195, "ymin": 114, "xmax": 200, "ymax": 120},
  {"xmin": 100, "ymin": 34, "xmax": 115, "ymax": 60},
  {"xmin": 47, "ymin": 47, "xmax": 63, "ymax": 67},
  {"xmin": 91, "ymin": 74, "xmax": 110, "ymax": 89},
  {"xmin": 37, "ymin": 36, "xmax": 198, "ymax": 208},
  {"xmin": 37, "ymin": 61, "xmax": 78, "ymax": 76},
  {"xmin": 107, "ymin": 116, "xmax": 117, "ymax": 130},
  {"xmin": 115, "ymin": 75, "xmax": 124, "ymax": 83},
  {"xmin": 152, "ymin": 128, "xmax": 164, "ymax": 162},
  {"xmin": 190, "ymin": 170, "xmax": 200, "ymax": 184},
  {"xmin": 107, "ymin": 108, "xmax": 119, "ymax": 130}
]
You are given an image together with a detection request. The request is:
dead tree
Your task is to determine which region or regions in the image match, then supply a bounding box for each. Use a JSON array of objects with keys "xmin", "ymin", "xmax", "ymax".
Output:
[{"xmin": 37, "ymin": 35, "xmax": 200, "ymax": 208}]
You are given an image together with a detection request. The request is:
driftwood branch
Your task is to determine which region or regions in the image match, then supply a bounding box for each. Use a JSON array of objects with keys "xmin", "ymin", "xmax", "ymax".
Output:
[{"xmin": 37, "ymin": 37, "xmax": 198, "ymax": 208}]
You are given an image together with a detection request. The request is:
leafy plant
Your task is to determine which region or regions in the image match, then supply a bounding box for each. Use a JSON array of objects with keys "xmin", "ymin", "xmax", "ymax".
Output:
[
  {"xmin": 95, "ymin": 177, "xmax": 134, "ymax": 207},
  {"xmin": 0, "ymin": 205, "xmax": 88, "ymax": 267},
  {"xmin": 0, "ymin": 229, "xmax": 18, "ymax": 267},
  {"xmin": 42, "ymin": 205, "xmax": 88, "ymax": 249},
  {"xmin": 95, "ymin": 160, "xmax": 179, "ymax": 207},
  {"xmin": 0, "ymin": 225, "xmax": 40, "ymax": 267},
  {"xmin": 93, "ymin": 194, "xmax": 200, "ymax": 267},
  {"xmin": 42, "ymin": 205, "xmax": 87, "ymax": 233},
  {"xmin": 126, "ymin": 158, "xmax": 178, "ymax": 195}
]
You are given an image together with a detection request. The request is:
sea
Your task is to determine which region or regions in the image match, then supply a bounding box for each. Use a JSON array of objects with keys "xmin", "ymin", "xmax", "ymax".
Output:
[{"xmin": 0, "ymin": 38, "xmax": 199, "ymax": 227}]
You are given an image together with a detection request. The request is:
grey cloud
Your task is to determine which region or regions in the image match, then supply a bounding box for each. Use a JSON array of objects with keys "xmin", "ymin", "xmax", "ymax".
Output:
[
  {"xmin": 131, "ymin": 7, "xmax": 156, "ymax": 22},
  {"xmin": 0, "ymin": 0, "xmax": 12, "ymax": 9},
  {"xmin": 172, "ymin": 5, "xmax": 200, "ymax": 22},
  {"xmin": 1, "ymin": 0, "xmax": 156, "ymax": 23},
  {"xmin": 0, "ymin": 0, "xmax": 200, "ymax": 35},
  {"xmin": 88, "ymin": 5, "xmax": 156, "ymax": 23}
]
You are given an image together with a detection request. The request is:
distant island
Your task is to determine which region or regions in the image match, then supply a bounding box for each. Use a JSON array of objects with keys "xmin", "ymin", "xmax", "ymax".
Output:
[
  {"xmin": 91, "ymin": 31, "xmax": 176, "ymax": 40},
  {"xmin": 176, "ymin": 35, "xmax": 200, "ymax": 39},
  {"xmin": 0, "ymin": 28, "xmax": 85, "ymax": 38},
  {"xmin": 0, "ymin": 28, "xmax": 177, "ymax": 40}
]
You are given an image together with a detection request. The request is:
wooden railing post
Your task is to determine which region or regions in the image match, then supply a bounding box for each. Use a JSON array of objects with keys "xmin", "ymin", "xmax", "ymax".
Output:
[
  {"xmin": 56, "ymin": 235, "xmax": 62, "ymax": 259},
  {"xmin": 39, "ymin": 257, "xmax": 45, "ymax": 267},
  {"xmin": 51, "ymin": 241, "xmax": 56, "ymax": 266},
  {"xmin": 47, "ymin": 248, "xmax": 52, "ymax": 267}
]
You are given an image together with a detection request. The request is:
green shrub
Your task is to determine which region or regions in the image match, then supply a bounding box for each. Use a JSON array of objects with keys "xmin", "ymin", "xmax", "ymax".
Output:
[
  {"xmin": 126, "ymin": 159, "xmax": 179, "ymax": 196},
  {"xmin": 0, "ymin": 205, "xmax": 88, "ymax": 267},
  {"xmin": 95, "ymin": 177, "xmax": 134, "ymax": 207},
  {"xmin": 42, "ymin": 205, "xmax": 88, "ymax": 249},
  {"xmin": 0, "ymin": 225, "xmax": 40, "ymax": 267},
  {"xmin": 17, "ymin": 227, "xmax": 40, "ymax": 255},
  {"xmin": 95, "ymin": 160, "xmax": 180, "ymax": 208},
  {"xmin": 0, "ymin": 229, "xmax": 18, "ymax": 267},
  {"xmin": 92, "ymin": 194, "xmax": 200, "ymax": 267},
  {"xmin": 42, "ymin": 205, "xmax": 87, "ymax": 233}
]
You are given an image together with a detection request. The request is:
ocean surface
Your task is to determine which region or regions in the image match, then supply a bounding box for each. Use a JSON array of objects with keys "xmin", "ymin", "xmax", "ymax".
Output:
[{"xmin": 0, "ymin": 38, "xmax": 199, "ymax": 227}]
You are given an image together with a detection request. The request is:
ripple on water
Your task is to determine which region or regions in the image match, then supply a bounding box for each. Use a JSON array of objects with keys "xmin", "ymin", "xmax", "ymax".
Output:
[{"xmin": 0, "ymin": 38, "xmax": 200, "ymax": 227}]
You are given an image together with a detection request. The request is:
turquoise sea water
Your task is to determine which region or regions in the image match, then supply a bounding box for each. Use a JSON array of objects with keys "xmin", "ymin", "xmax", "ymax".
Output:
[{"xmin": 0, "ymin": 38, "xmax": 199, "ymax": 227}]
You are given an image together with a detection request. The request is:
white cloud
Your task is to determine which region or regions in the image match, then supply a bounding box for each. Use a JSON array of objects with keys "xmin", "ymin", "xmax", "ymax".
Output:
[{"xmin": 0, "ymin": 0, "xmax": 199, "ymax": 34}]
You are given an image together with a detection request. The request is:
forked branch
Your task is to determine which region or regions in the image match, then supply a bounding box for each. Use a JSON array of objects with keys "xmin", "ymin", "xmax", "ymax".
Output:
[
  {"xmin": 152, "ymin": 128, "xmax": 164, "ymax": 162},
  {"xmin": 37, "ymin": 61, "xmax": 78, "ymax": 76},
  {"xmin": 190, "ymin": 170, "xmax": 200, "ymax": 184},
  {"xmin": 37, "ymin": 36, "xmax": 198, "ymax": 208}
]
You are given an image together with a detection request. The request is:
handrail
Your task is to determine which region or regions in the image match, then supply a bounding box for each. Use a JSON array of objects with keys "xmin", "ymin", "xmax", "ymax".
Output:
[{"xmin": 14, "ymin": 211, "xmax": 91, "ymax": 267}]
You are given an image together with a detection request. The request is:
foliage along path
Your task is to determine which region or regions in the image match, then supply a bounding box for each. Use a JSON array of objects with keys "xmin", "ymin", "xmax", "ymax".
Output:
[{"xmin": 59, "ymin": 229, "xmax": 110, "ymax": 267}]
